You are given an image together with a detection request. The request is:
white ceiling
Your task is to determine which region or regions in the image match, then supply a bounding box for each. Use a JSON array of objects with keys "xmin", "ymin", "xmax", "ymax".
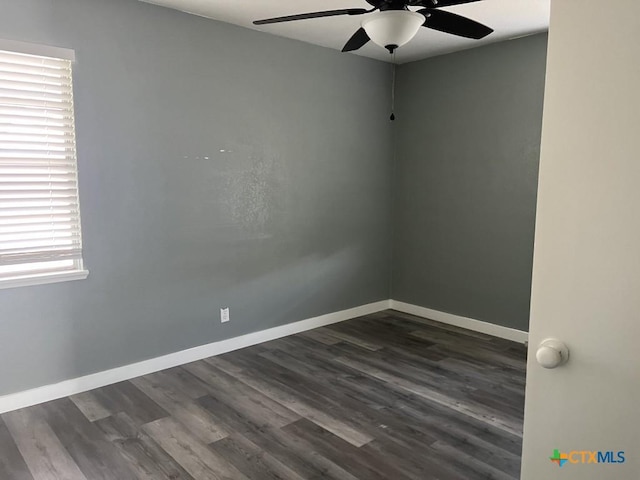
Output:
[{"xmin": 141, "ymin": 0, "xmax": 549, "ymax": 63}]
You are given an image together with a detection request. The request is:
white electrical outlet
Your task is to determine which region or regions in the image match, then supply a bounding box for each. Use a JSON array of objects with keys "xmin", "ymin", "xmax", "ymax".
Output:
[{"xmin": 220, "ymin": 307, "xmax": 230, "ymax": 323}]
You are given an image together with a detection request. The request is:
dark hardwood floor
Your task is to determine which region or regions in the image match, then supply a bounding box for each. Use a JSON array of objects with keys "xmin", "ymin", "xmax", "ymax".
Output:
[{"xmin": 0, "ymin": 310, "xmax": 526, "ymax": 480}]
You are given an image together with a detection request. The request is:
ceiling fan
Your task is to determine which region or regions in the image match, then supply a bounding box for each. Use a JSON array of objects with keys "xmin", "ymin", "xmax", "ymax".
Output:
[{"xmin": 253, "ymin": 0, "xmax": 494, "ymax": 54}]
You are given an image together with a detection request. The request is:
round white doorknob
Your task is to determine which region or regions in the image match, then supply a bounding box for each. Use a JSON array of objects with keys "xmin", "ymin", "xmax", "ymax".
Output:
[{"xmin": 536, "ymin": 339, "xmax": 569, "ymax": 369}]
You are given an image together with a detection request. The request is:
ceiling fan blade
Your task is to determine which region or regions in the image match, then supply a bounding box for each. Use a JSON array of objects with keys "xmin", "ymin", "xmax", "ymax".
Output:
[
  {"xmin": 342, "ymin": 28, "xmax": 371, "ymax": 52},
  {"xmin": 254, "ymin": 8, "xmax": 369, "ymax": 25},
  {"xmin": 412, "ymin": 0, "xmax": 482, "ymax": 7},
  {"xmin": 419, "ymin": 8, "xmax": 493, "ymax": 39}
]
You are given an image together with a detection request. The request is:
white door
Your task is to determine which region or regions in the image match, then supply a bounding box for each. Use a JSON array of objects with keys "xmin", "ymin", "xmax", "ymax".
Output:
[{"xmin": 521, "ymin": 1, "xmax": 640, "ymax": 479}]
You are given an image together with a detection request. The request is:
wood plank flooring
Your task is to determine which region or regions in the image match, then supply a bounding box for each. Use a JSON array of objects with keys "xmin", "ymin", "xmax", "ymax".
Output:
[{"xmin": 0, "ymin": 310, "xmax": 526, "ymax": 480}]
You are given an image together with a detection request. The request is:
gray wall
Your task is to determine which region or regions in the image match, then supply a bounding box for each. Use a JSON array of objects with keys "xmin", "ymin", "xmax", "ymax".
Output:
[
  {"xmin": 392, "ymin": 34, "xmax": 548, "ymax": 331},
  {"xmin": 0, "ymin": 0, "xmax": 393, "ymax": 396}
]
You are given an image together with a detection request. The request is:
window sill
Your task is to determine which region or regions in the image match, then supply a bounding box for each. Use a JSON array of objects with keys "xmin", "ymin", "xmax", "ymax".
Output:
[{"xmin": 0, "ymin": 270, "xmax": 89, "ymax": 290}]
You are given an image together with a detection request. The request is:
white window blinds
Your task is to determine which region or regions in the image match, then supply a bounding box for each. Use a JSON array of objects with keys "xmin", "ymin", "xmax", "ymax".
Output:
[{"xmin": 0, "ymin": 45, "xmax": 85, "ymax": 284}]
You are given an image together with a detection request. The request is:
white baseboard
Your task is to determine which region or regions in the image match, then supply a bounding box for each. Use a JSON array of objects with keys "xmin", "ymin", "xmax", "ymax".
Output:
[
  {"xmin": 389, "ymin": 300, "xmax": 529, "ymax": 344},
  {"xmin": 0, "ymin": 299, "xmax": 527, "ymax": 414},
  {"xmin": 0, "ymin": 300, "xmax": 390, "ymax": 414}
]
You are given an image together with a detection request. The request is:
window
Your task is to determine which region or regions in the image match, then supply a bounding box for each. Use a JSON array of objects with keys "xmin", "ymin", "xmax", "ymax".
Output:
[{"xmin": 0, "ymin": 40, "xmax": 87, "ymax": 289}]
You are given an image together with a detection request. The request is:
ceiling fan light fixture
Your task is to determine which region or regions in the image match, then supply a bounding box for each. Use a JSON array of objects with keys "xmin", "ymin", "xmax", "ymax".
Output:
[{"xmin": 361, "ymin": 10, "xmax": 424, "ymax": 52}]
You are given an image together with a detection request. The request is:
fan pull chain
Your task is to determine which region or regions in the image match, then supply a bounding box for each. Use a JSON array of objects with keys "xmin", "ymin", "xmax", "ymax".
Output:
[{"xmin": 390, "ymin": 51, "xmax": 396, "ymax": 121}]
